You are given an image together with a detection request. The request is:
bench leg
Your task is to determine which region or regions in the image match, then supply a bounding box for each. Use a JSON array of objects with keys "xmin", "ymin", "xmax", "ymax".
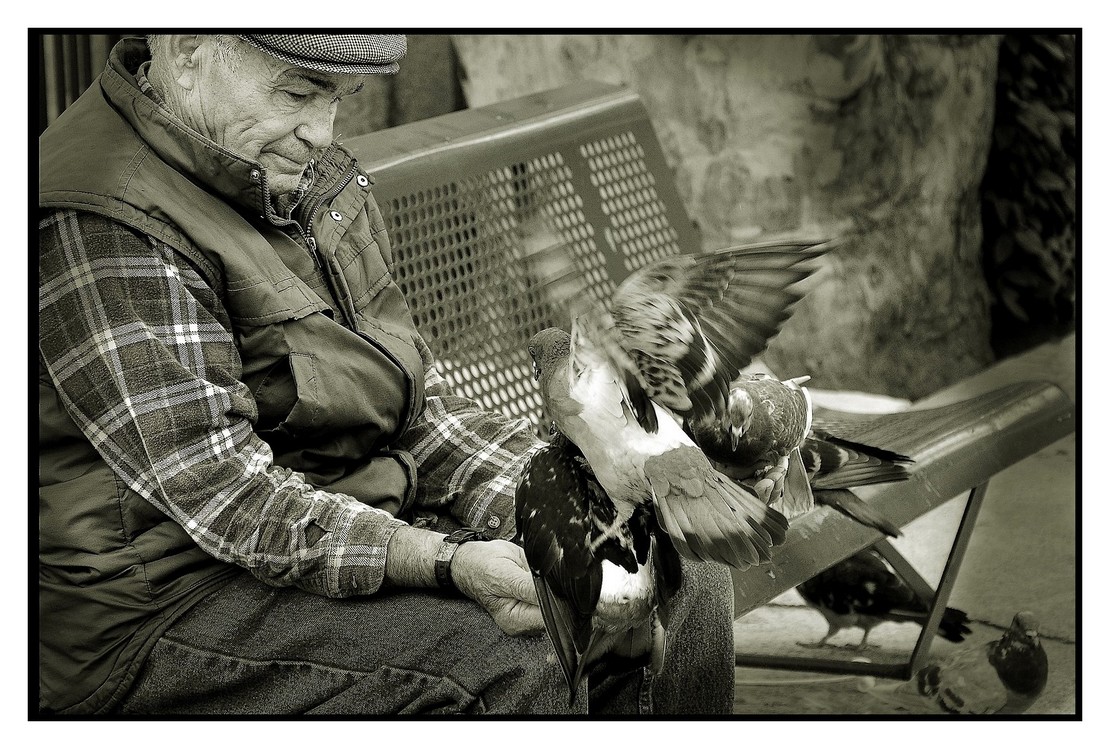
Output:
[
  {"xmin": 901, "ymin": 479, "xmax": 989, "ymax": 677},
  {"xmin": 734, "ymin": 480, "xmax": 990, "ymax": 680}
]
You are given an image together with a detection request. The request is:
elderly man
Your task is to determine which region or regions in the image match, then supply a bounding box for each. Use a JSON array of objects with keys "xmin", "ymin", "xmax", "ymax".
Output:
[{"xmin": 37, "ymin": 34, "xmax": 735, "ymax": 715}]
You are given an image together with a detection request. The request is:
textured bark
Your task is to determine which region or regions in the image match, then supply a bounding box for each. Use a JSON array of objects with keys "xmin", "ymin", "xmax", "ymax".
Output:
[{"xmin": 452, "ymin": 34, "xmax": 1000, "ymax": 399}]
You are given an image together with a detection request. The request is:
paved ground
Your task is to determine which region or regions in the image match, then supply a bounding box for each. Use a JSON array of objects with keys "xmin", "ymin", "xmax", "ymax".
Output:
[{"xmin": 730, "ymin": 334, "xmax": 1077, "ymax": 715}]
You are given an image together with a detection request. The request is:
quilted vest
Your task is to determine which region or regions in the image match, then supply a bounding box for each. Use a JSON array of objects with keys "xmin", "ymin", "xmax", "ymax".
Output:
[{"xmin": 38, "ymin": 38, "xmax": 425, "ymax": 714}]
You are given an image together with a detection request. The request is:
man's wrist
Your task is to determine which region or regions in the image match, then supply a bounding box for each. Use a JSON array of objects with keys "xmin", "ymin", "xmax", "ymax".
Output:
[{"xmin": 434, "ymin": 528, "xmax": 491, "ymax": 591}]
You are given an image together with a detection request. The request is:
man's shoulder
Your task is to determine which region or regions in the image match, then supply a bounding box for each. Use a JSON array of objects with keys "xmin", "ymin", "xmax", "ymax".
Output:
[
  {"xmin": 39, "ymin": 208, "xmax": 170, "ymax": 256},
  {"xmin": 39, "ymin": 209, "xmax": 220, "ymax": 293}
]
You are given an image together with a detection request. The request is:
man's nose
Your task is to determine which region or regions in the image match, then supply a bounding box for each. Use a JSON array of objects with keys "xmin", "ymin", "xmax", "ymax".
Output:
[{"xmin": 294, "ymin": 100, "xmax": 336, "ymax": 151}]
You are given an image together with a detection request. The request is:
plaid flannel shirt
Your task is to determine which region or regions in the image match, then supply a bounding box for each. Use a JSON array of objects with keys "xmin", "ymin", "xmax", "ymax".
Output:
[{"xmin": 39, "ymin": 208, "xmax": 542, "ymax": 598}]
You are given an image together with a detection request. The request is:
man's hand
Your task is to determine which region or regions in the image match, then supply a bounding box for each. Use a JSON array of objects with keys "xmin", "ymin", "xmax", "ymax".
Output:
[
  {"xmin": 451, "ymin": 539, "xmax": 545, "ymax": 636},
  {"xmin": 383, "ymin": 526, "xmax": 544, "ymax": 636}
]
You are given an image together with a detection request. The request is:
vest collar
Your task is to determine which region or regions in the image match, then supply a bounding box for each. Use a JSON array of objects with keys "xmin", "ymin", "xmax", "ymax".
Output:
[{"xmin": 100, "ymin": 38, "xmax": 350, "ymax": 224}]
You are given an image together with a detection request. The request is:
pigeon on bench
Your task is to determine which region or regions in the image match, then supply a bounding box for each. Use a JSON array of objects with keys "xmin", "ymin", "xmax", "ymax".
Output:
[{"xmin": 687, "ymin": 372, "xmax": 913, "ymax": 535}]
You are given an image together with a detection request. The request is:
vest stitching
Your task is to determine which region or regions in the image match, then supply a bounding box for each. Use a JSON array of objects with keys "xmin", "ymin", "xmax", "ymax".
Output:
[{"xmin": 115, "ymin": 143, "xmax": 148, "ymax": 205}]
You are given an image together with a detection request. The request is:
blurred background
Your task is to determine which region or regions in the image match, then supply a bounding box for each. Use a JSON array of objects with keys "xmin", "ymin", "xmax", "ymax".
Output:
[{"xmin": 37, "ymin": 32, "xmax": 1076, "ymax": 402}]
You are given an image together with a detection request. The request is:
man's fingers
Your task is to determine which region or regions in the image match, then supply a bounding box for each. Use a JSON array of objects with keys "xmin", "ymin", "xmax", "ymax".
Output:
[
  {"xmin": 485, "ymin": 541, "xmax": 539, "ymax": 605},
  {"xmin": 508, "ymin": 568, "xmax": 540, "ymax": 606},
  {"xmin": 504, "ymin": 600, "xmax": 545, "ymax": 635}
]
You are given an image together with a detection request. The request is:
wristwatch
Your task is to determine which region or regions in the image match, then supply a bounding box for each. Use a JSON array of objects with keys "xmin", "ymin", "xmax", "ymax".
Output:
[{"xmin": 434, "ymin": 527, "xmax": 490, "ymax": 591}]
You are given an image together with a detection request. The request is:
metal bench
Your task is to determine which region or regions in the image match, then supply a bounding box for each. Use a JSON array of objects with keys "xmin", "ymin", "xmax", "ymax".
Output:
[{"xmin": 343, "ymin": 81, "xmax": 1076, "ymax": 680}]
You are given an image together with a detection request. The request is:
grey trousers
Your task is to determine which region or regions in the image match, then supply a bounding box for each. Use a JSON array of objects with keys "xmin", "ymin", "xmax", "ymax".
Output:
[{"xmin": 115, "ymin": 557, "xmax": 735, "ymax": 716}]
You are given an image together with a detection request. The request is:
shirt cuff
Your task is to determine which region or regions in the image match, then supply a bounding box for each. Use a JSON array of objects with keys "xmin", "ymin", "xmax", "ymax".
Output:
[{"xmin": 326, "ymin": 501, "xmax": 409, "ymax": 597}]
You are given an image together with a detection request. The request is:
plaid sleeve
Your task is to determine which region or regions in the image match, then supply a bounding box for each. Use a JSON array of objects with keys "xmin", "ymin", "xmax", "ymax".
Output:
[
  {"xmin": 38, "ymin": 209, "xmax": 406, "ymax": 597},
  {"xmin": 394, "ymin": 336, "xmax": 543, "ymax": 538}
]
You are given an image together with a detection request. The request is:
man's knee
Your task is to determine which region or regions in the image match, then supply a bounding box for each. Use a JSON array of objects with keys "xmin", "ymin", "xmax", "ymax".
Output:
[
  {"xmin": 651, "ymin": 559, "xmax": 736, "ymax": 714},
  {"xmin": 449, "ymin": 627, "xmax": 589, "ymax": 714},
  {"xmin": 671, "ymin": 558, "xmax": 735, "ymax": 630}
]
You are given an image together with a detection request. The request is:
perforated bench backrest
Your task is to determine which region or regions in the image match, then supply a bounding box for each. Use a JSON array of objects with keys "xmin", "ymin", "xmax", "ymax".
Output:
[{"xmin": 344, "ymin": 81, "xmax": 700, "ymax": 424}]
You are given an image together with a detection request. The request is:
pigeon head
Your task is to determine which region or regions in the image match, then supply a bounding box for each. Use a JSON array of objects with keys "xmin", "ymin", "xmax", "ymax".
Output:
[
  {"xmin": 724, "ymin": 387, "xmax": 755, "ymax": 449},
  {"xmin": 528, "ymin": 327, "xmax": 572, "ymax": 382},
  {"xmin": 1007, "ymin": 610, "xmax": 1041, "ymax": 643}
]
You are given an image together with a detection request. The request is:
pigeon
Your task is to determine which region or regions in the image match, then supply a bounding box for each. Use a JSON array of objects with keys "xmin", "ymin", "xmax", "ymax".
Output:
[
  {"xmin": 687, "ymin": 371, "xmax": 816, "ymax": 516},
  {"xmin": 515, "ymin": 428, "xmax": 682, "ymax": 704},
  {"xmin": 859, "ymin": 611, "xmax": 1048, "ymax": 714},
  {"xmin": 689, "ymin": 372, "xmax": 913, "ymax": 533},
  {"xmin": 524, "ymin": 240, "xmax": 832, "ymax": 570},
  {"xmin": 796, "ymin": 547, "xmax": 972, "ymax": 650},
  {"xmin": 527, "ymin": 326, "xmax": 783, "ymax": 569}
]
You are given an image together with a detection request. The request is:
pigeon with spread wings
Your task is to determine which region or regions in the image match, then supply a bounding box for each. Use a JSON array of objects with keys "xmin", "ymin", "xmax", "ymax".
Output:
[{"xmin": 526, "ymin": 240, "xmax": 831, "ymax": 570}]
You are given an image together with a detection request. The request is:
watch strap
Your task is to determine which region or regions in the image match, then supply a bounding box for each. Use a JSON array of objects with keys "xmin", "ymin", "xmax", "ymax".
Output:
[{"xmin": 434, "ymin": 527, "xmax": 490, "ymax": 590}]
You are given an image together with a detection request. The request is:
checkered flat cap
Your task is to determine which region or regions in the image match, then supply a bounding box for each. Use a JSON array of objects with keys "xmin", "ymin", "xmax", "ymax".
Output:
[{"xmin": 239, "ymin": 34, "xmax": 407, "ymax": 75}]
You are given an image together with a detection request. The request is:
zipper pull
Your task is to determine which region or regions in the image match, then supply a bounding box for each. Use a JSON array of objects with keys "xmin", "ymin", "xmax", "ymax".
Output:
[{"xmin": 305, "ymin": 235, "xmax": 322, "ymax": 266}]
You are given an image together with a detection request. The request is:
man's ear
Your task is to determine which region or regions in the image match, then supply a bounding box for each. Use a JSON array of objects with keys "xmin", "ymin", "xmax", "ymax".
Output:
[{"xmin": 162, "ymin": 35, "xmax": 203, "ymax": 90}]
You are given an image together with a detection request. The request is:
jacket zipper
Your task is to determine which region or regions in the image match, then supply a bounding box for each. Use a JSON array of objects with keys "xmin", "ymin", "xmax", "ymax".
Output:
[
  {"xmin": 304, "ymin": 162, "xmax": 360, "ymax": 328},
  {"xmin": 307, "ymin": 161, "xmax": 418, "ymax": 432},
  {"xmin": 303, "ymin": 162, "xmax": 358, "ymax": 240},
  {"xmin": 270, "ymin": 159, "xmax": 419, "ymax": 433},
  {"xmin": 257, "ymin": 165, "xmax": 323, "ymax": 267}
]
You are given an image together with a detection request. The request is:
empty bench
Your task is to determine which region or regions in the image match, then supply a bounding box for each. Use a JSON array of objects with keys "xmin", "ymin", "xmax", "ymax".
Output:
[{"xmin": 343, "ymin": 81, "xmax": 1076, "ymax": 680}]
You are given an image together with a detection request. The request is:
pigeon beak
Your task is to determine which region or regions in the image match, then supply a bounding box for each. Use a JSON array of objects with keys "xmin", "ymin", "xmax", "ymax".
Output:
[
  {"xmin": 532, "ymin": 361, "xmax": 541, "ymax": 381},
  {"xmin": 729, "ymin": 426, "xmax": 743, "ymax": 450}
]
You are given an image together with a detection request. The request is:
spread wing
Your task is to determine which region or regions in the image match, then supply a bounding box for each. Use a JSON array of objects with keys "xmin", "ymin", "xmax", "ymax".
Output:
[
  {"xmin": 644, "ymin": 445, "xmax": 789, "ymax": 570},
  {"xmin": 576, "ymin": 240, "xmax": 832, "ymax": 431}
]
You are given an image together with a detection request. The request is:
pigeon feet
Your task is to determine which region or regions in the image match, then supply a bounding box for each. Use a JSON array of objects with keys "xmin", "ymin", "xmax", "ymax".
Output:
[{"xmin": 753, "ymin": 455, "xmax": 790, "ymax": 505}]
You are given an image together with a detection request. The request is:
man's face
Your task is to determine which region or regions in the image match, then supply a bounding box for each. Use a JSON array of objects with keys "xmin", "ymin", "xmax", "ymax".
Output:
[{"xmin": 181, "ymin": 38, "xmax": 363, "ymax": 196}]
